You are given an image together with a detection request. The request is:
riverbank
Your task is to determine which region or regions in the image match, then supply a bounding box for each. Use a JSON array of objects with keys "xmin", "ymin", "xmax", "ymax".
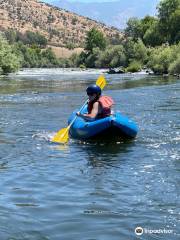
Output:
[
  {"xmin": 1, "ymin": 32, "xmax": 180, "ymax": 76},
  {"xmin": 7, "ymin": 67, "xmax": 180, "ymax": 78}
]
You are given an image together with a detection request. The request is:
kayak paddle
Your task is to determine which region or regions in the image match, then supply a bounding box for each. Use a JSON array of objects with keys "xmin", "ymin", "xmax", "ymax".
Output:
[{"xmin": 52, "ymin": 75, "xmax": 107, "ymax": 144}]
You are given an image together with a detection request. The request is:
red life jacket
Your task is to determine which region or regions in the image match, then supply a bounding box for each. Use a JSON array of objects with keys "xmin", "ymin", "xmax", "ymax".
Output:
[{"xmin": 87, "ymin": 96, "xmax": 114, "ymax": 118}]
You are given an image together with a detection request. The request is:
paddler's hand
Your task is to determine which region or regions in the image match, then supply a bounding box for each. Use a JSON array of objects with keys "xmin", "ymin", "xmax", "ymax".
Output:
[{"xmin": 76, "ymin": 112, "xmax": 81, "ymax": 116}]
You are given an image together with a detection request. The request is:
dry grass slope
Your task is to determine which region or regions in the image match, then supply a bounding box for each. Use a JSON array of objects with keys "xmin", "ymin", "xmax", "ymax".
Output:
[{"xmin": 0, "ymin": 0, "xmax": 123, "ymax": 47}]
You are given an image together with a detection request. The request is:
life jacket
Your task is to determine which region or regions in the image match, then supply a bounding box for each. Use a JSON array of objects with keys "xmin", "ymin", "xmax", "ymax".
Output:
[{"xmin": 87, "ymin": 96, "xmax": 114, "ymax": 118}]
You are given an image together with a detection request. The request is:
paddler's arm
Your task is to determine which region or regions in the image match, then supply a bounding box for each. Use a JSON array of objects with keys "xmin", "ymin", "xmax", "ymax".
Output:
[{"xmin": 77, "ymin": 102, "xmax": 100, "ymax": 121}]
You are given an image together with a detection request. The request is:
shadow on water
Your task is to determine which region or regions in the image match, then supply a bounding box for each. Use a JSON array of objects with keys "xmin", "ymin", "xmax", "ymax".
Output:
[{"xmin": 73, "ymin": 138, "xmax": 136, "ymax": 168}]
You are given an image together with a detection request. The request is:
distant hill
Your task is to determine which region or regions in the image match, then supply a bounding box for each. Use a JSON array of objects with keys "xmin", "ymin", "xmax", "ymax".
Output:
[
  {"xmin": 44, "ymin": 0, "xmax": 160, "ymax": 29},
  {"xmin": 0, "ymin": 0, "xmax": 123, "ymax": 47}
]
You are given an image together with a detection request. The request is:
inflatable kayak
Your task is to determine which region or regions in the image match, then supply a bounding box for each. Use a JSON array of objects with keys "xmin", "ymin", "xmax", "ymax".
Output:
[{"xmin": 68, "ymin": 106, "xmax": 138, "ymax": 140}]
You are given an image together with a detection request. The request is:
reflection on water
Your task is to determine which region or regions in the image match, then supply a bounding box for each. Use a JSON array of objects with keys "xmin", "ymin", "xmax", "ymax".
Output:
[
  {"xmin": 0, "ymin": 69, "xmax": 178, "ymax": 94},
  {"xmin": 0, "ymin": 69, "xmax": 179, "ymax": 240},
  {"xmin": 74, "ymin": 140, "xmax": 135, "ymax": 169}
]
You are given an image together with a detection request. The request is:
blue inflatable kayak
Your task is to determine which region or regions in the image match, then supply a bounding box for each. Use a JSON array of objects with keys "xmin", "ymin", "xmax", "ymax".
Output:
[{"xmin": 68, "ymin": 105, "xmax": 138, "ymax": 140}]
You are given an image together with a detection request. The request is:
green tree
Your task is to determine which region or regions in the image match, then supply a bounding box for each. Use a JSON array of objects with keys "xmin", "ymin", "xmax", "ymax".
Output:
[
  {"xmin": 140, "ymin": 16, "xmax": 164, "ymax": 46},
  {"xmin": 14, "ymin": 42, "xmax": 61, "ymax": 68},
  {"xmin": 24, "ymin": 31, "xmax": 48, "ymax": 47},
  {"xmin": 169, "ymin": 55, "xmax": 180, "ymax": 73},
  {"xmin": 158, "ymin": 0, "xmax": 180, "ymax": 43},
  {"xmin": 125, "ymin": 0, "xmax": 180, "ymax": 45},
  {"xmin": 140, "ymin": 16, "xmax": 157, "ymax": 36},
  {"xmin": 123, "ymin": 38, "xmax": 147, "ymax": 65},
  {"xmin": 143, "ymin": 21, "xmax": 164, "ymax": 46},
  {"xmin": 74, "ymin": 51, "xmax": 87, "ymax": 67},
  {"xmin": 85, "ymin": 47, "xmax": 101, "ymax": 68},
  {"xmin": 168, "ymin": 43, "xmax": 180, "ymax": 73},
  {"xmin": 95, "ymin": 45, "xmax": 126, "ymax": 68},
  {"xmin": 69, "ymin": 53, "xmax": 80, "ymax": 67},
  {"xmin": 4, "ymin": 29, "xmax": 17, "ymax": 44},
  {"xmin": 147, "ymin": 45, "xmax": 173, "ymax": 74},
  {"xmin": 125, "ymin": 17, "xmax": 142, "ymax": 40},
  {"xmin": 126, "ymin": 61, "xmax": 142, "ymax": 72},
  {"xmin": 85, "ymin": 28, "xmax": 107, "ymax": 53},
  {"xmin": 123, "ymin": 38, "xmax": 136, "ymax": 64},
  {"xmin": 41, "ymin": 48, "xmax": 59, "ymax": 66},
  {"xmin": 23, "ymin": 47, "xmax": 41, "ymax": 67},
  {"xmin": 169, "ymin": 8, "xmax": 180, "ymax": 42},
  {"xmin": 0, "ymin": 35, "xmax": 21, "ymax": 74},
  {"xmin": 133, "ymin": 39, "xmax": 148, "ymax": 63}
]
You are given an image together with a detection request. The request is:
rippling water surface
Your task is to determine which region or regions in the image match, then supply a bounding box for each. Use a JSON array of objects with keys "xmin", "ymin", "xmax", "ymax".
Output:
[{"xmin": 0, "ymin": 69, "xmax": 179, "ymax": 239}]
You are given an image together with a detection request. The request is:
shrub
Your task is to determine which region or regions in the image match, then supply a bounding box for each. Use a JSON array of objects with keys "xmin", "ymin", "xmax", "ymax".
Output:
[
  {"xmin": 169, "ymin": 55, "xmax": 180, "ymax": 74},
  {"xmin": 18, "ymin": 31, "xmax": 48, "ymax": 47},
  {"xmin": 133, "ymin": 39, "xmax": 148, "ymax": 63},
  {"xmin": 79, "ymin": 64, "xmax": 86, "ymax": 69},
  {"xmin": 0, "ymin": 35, "xmax": 21, "ymax": 74},
  {"xmin": 147, "ymin": 45, "xmax": 173, "ymax": 74},
  {"xmin": 85, "ymin": 47, "xmax": 101, "ymax": 68},
  {"xmin": 69, "ymin": 53, "xmax": 81, "ymax": 67},
  {"xmin": 66, "ymin": 42, "xmax": 75, "ymax": 50},
  {"xmin": 95, "ymin": 45, "xmax": 126, "ymax": 68},
  {"xmin": 4, "ymin": 29, "xmax": 17, "ymax": 44},
  {"xmin": 126, "ymin": 61, "xmax": 142, "ymax": 72}
]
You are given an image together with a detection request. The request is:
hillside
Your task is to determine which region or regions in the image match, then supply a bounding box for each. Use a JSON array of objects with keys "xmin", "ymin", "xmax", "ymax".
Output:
[
  {"xmin": 0, "ymin": 0, "xmax": 123, "ymax": 47},
  {"xmin": 42, "ymin": 0, "xmax": 160, "ymax": 29}
]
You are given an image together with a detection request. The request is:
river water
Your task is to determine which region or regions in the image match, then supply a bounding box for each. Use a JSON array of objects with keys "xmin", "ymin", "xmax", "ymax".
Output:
[{"xmin": 0, "ymin": 69, "xmax": 179, "ymax": 239}]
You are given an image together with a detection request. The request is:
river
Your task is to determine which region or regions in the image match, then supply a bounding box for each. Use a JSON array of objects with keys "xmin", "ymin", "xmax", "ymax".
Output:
[{"xmin": 0, "ymin": 68, "xmax": 179, "ymax": 239}]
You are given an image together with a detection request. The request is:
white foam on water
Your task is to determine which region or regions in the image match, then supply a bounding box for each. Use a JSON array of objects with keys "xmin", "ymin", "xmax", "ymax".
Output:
[
  {"xmin": 143, "ymin": 165, "xmax": 156, "ymax": 169},
  {"xmin": 15, "ymin": 68, "xmax": 106, "ymax": 76},
  {"xmin": 32, "ymin": 131, "xmax": 54, "ymax": 142}
]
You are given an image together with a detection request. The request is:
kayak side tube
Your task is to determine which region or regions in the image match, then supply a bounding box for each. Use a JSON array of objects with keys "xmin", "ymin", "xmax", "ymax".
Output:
[
  {"xmin": 68, "ymin": 109, "xmax": 138, "ymax": 140},
  {"xmin": 69, "ymin": 112, "xmax": 113, "ymax": 139},
  {"xmin": 112, "ymin": 112, "xmax": 138, "ymax": 138}
]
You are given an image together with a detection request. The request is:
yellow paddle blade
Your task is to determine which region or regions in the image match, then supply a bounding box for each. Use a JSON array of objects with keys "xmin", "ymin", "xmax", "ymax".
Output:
[
  {"xmin": 96, "ymin": 75, "xmax": 107, "ymax": 90},
  {"xmin": 52, "ymin": 127, "xmax": 69, "ymax": 144}
]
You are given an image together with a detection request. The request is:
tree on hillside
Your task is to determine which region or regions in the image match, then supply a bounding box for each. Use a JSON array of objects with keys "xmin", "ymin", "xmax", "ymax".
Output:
[
  {"xmin": 85, "ymin": 28, "xmax": 107, "ymax": 53},
  {"xmin": 25, "ymin": 31, "xmax": 48, "ymax": 47},
  {"xmin": 12, "ymin": 31, "xmax": 47, "ymax": 48},
  {"xmin": 4, "ymin": 29, "xmax": 17, "ymax": 44}
]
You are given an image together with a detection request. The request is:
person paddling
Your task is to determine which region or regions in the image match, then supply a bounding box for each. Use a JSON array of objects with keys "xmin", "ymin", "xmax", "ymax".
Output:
[{"xmin": 77, "ymin": 84, "xmax": 114, "ymax": 121}]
